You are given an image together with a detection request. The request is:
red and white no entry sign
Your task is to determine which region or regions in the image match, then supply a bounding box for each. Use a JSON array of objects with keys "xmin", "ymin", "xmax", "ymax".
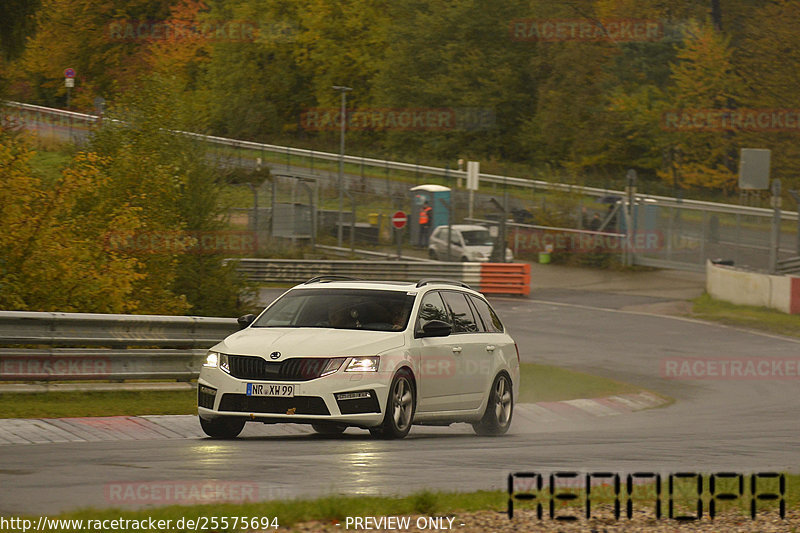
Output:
[{"xmin": 392, "ymin": 211, "xmax": 407, "ymax": 229}]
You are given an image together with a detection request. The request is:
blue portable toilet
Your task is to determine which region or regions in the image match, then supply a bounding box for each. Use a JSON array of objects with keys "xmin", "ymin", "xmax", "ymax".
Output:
[{"xmin": 409, "ymin": 184, "xmax": 451, "ymax": 246}]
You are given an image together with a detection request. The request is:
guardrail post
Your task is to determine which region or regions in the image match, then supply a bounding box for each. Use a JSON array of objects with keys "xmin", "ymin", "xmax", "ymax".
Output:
[
  {"xmin": 789, "ymin": 189, "xmax": 800, "ymax": 255},
  {"xmin": 769, "ymin": 179, "xmax": 782, "ymax": 273}
]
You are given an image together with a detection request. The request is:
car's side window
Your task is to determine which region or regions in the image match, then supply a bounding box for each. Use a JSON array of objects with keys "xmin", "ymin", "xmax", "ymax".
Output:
[
  {"xmin": 469, "ymin": 295, "xmax": 503, "ymax": 333},
  {"xmin": 441, "ymin": 291, "xmax": 479, "ymax": 333},
  {"xmin": 465, "ymin": 296, "xmax": 488, "ymax": 332},
  {"xmin": 416, "ymin": 291, "xmax": 451, "ymax": 331}
]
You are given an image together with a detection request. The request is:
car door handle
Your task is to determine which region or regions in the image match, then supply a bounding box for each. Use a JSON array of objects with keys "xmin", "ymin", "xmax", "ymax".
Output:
[
  {"xmin": 486, "ymin": 345, "xmax": 496, "ymax": 352},
  {"xmin": 452, "ymin": 346, "xmax": 462, "ymax": 354}
]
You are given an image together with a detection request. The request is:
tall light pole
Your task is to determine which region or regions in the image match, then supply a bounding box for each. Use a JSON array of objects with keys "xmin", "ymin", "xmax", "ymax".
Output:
[{"xmin": 333, "ymin": 85, "xmax": 352, "ymax": 248}]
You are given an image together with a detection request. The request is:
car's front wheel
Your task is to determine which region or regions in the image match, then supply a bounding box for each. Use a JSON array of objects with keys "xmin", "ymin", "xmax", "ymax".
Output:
[
  {"xmin": 473, "ymin": 373, "xmax": 513, "ymax": 436},
  {"xmin": 370, "ymin": 369, "xmax": 415, "ymax": 439},
  {"xmin": 199, "ymin": 416, "xmax": 246, "ymax": 439},
  {"xmin": 428, "ymin": 249, "xmax": 438, "ymax": 260}
]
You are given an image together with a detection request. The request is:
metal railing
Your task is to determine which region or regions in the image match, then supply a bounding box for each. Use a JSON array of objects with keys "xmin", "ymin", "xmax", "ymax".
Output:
[
  {"xmin": 235, "ymin": 259, "xmax": 482, "ymax": 285},
  {"xmin": 0, "ymin": 261, "xmax": 488, "ymax": 386},
  {"xmin": 0, "ymin": 311, "xmax": 237, "ymax": 382},
  {"xmin": 5, "ymin": 100, "xmax": 798, "ymax": 273},
  {"xmin": 4, "ymin": 101, "xmax": 798, "ymax": 220}
]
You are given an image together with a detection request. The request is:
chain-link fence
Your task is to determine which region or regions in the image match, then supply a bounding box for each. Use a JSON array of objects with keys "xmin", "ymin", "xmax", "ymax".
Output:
[{"xmin": 6, "ymin": 101, "xmax": 800, "ymax": 272}]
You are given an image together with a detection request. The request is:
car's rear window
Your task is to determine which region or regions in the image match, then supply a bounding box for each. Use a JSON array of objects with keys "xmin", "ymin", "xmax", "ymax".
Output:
[{"xmin": 252, "ymin": 289, "xmax": 416, "ymax": 331}]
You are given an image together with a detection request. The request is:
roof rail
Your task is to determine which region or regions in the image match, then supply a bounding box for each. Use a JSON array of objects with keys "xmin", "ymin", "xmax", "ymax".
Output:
[
  {"xmin": 415, "ymin": 278, "xmax": 472, "ymax": 289},
  {"xmin": 304, "ymin": 275, "xmax": 361, "ymax": 285}
]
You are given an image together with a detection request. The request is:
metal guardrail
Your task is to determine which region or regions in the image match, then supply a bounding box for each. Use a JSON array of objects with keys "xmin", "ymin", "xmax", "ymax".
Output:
[
  {"xmin": 0, "ymin": 311, "xmax": 238, "ymax": 382},
  {"xmin": 313, "ymin": 244, "xmax": 435, "ymax": 262},
  {"xmin": 235, "ymin": 259, "xmax": 483, "ymax": 285},
  {"xmin": 777, "ymin": 256, "xmax": 800, "ymax": 274},
  {"xmin": 0, "ymin": 262, "xmax": 498, "ymax": 385},
  {"xmin": 5, "ymin": 101, "xmax": 798, "ymax": 221}
]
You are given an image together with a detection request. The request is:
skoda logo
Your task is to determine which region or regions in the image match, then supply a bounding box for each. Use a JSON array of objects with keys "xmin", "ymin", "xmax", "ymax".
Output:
[{"xmin": 269, "ymin": 351, "xmax": 281, "ymax": 360}]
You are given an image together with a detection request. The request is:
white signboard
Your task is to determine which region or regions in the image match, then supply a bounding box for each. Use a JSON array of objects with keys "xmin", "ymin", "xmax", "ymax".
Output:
[
  {"xmin": 466, "ymin": 161, "xmax": 480, "ymax": 191},
  {"xmin": 739, "ymin": 148, "xmax": 771, "ymax": 190}
]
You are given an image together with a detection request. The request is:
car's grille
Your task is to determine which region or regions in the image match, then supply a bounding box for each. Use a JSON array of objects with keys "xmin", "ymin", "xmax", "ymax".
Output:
[
  {"xmin": 227, "ymin": 355, "xmax": 331, "ymax": 381},
  {"xmin": 218, "ymin": 394, "xmax": 330, "ymax": 415}
]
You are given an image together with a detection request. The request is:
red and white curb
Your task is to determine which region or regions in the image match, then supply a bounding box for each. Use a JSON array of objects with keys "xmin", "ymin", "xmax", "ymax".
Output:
[
  {"xmin": 519, "ymin": 391, "xmax": 668, "ymax": 423},
  {"xmin": 0, "ymin": 392, "xmax": 668, "ymax": 445}
]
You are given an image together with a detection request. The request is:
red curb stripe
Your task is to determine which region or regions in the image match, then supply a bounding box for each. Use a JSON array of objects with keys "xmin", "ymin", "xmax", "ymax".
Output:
[{"xmin": 790, "ymin": 277, "xmax": 800, "ymax": 315}]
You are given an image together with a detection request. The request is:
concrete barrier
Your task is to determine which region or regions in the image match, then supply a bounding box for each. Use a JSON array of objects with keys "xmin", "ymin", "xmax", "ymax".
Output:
[{"xmin": 706, "ymin": 260, "xmax": 800, "ymax": 314}]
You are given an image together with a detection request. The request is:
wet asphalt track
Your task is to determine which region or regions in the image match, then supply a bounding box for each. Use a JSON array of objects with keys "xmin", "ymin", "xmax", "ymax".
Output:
[{"xmin": 1, "ymin": 290, "xmax": 799, "ymax": 514}]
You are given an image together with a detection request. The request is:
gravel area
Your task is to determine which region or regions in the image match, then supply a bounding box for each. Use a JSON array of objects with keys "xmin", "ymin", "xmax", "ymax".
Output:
[{"xmin": 283, "ymin": 508, "xmax": 798, "ymax": 532}]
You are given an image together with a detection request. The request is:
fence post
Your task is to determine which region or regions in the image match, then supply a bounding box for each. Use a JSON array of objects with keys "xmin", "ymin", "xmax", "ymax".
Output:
[
  {"xmin": 624, "ymin": 169, "xmax": 637, "ymax": 266},
  {"xmin": 769, "ymin": 179, "xmax": 781, "ymax": 273},
  {"xmin": 700, "ymin": 209, "xmax": 708, "ymax": 264},
  {"xmin": 789, "ymin": 189, "xmax": 800, "ymax": 255}
]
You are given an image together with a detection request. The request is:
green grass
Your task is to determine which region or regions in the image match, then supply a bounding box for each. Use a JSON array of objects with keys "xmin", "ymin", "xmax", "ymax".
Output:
[
  {"xmin": 518, "ymin": 362, "xmax": 645, "ymax": 403},
  {"xmin": 692, "ymin": 293, "xmax": 800, "ymax": 339},
  {"xmin": 32, "ymin": 490, "xmax": 505, "ymax": 531},
  {"xmin": 28, "ymin": 148, "xmax": 74, "ymax": 185},
  {"xmin": 1, "ymin": 363, "xmax": 653, "ymax": 418},
  {"xmin": 0, "ymin": 390, "xmax": 198, "ymax": 419},
  {"xmin": 17, "ymin": 475, "xmax": 800, "ymax": 530}
]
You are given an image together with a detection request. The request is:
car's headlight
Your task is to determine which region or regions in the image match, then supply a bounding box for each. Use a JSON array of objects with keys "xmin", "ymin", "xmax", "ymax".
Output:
[
  {"xmin": 203, "ymin": 351, "xmax": 219, "ymax": 368},
  {"xmin": 345, "ymin": 356, "xmax": 379, "ymax": 372},
  {"xmin": 203, "ymin": 351, "xmax": 229, "ymax": 373},
  {"xmin": 320, "ymin": 357, "xmax": 346, "ymax": 377}
]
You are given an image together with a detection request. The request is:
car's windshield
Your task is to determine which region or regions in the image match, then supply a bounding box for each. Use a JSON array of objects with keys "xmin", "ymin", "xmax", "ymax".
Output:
[
  {"xmin": 461, "ymin": 230, "xmax": 493, "ymax": 246},
  {"xmin": 252, "ymin": 289, "xmax": 415, "ymax": 331}
]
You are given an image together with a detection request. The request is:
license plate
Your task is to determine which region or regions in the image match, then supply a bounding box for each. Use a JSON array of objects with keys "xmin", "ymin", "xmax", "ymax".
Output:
[{"xmin": 246, "ymin": 383, "xmax": 294, "ymax": 397}]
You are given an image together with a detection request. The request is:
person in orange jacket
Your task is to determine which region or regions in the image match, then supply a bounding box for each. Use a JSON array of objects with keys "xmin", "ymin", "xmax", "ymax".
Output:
[{"xmin": 418, "ymin": 201, "xmax": 432, "ymax": 247}]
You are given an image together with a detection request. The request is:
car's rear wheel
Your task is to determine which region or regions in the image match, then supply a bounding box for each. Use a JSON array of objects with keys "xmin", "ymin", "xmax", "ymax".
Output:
[
  {"xmin": 199, "ymin": 416, "xmax": 246, "ymax": 439},
  {"xmin": 473, "ymin": 373, "xmax": 513, "ymax": 436},
  {"xmin": 311, "ymin": 423, "xmax": 348, "ymax": 435},
  {"xmin": 370, "ymin": 369, "xmax": 415, "ymax": 439}
]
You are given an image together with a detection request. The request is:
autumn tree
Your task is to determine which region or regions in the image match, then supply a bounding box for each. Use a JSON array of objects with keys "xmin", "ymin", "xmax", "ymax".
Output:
[
  {"xmin": 659, "ymin": 20, "xmax": 742, "ymax": 192},
  {"xmin": 0, "ymin": 128, "xmax": 145, "ymax": 312},
  {"xmin": 10, "ymin": 0, "xmax": 173, "ymax": 109},
  {"xmin": 87, "ymin": 74, "xmax": 253, "ymax": 316},
  {"xmin": 734, "ymin": 0, "xmax": 800, "ymax": 191}
]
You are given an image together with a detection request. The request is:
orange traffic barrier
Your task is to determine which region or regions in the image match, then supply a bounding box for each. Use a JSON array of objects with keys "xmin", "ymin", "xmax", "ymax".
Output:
[{"xmin": 479, "ymin": 263, "xmax": 531, "ymax": 296}]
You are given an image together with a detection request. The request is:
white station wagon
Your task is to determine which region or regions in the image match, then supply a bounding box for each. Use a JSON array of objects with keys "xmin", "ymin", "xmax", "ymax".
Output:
[{"xmin": 198, "ymin": 277, "xmax": 519, "ymax": 439}]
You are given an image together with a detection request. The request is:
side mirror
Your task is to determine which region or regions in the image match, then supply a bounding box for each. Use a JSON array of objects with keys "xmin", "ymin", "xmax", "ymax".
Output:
[
  {"xmin": 419, "ymin": 319, "xmax": 452, "ymax": 338},
  {"xmin": 237, "ymin": 314, "xmax": 256, "ymax": 330}
]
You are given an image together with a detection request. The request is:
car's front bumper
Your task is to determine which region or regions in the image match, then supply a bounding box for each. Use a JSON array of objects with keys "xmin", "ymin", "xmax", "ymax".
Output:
[{"xmin": 197, "ymin": 366, "xmax": 388, "ymax": 427}]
